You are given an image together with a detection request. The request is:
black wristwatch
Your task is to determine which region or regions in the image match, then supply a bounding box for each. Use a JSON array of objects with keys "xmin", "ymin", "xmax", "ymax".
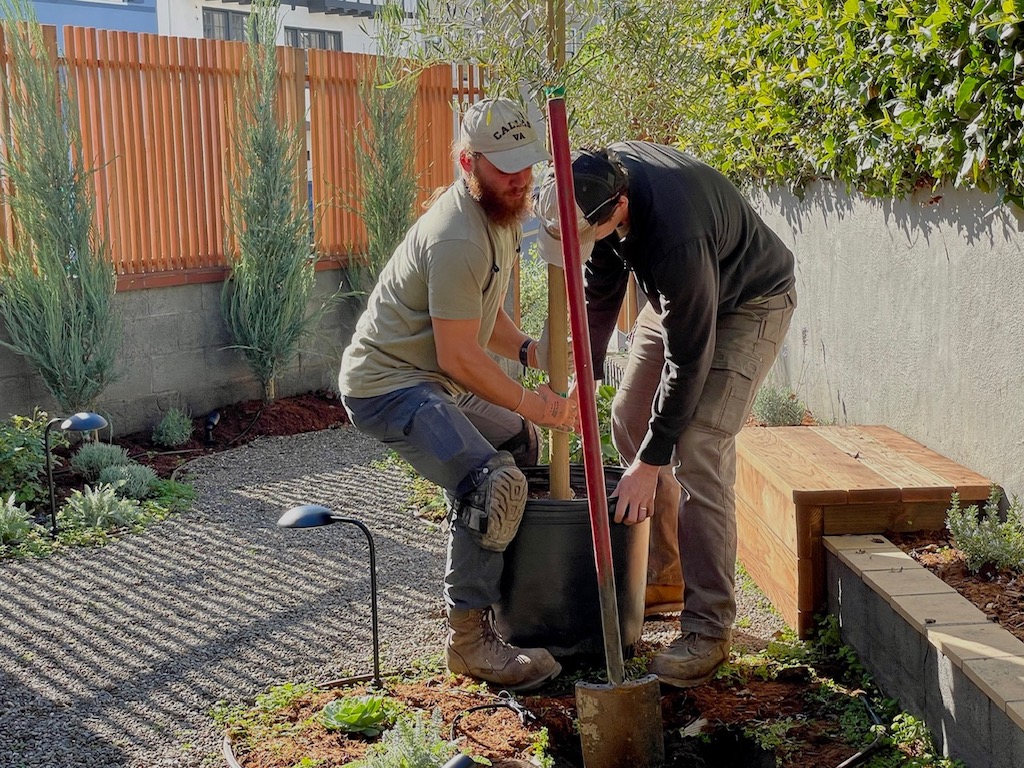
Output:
[{"xmin": 519, "ymin": 338, "xmax": 533, "ymax": 367}]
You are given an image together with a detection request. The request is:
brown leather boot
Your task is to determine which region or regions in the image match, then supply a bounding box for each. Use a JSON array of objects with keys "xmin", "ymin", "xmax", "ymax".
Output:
[
  {"xmin": 644, "ymin": 583, "xmax": 684, "ymax": 616},
  {"xmin": 445, "ymin": 607, "xmax": 561, "ymax": 692},
  {"xmin": 650, "ymin": 630, "xmax": 731, "ymax": 688}
]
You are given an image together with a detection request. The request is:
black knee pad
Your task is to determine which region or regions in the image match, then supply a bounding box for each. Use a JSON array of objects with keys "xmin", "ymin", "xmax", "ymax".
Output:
[{"xmin": 456, "ymin": 451, "xmax": 527, "ymax": 552}]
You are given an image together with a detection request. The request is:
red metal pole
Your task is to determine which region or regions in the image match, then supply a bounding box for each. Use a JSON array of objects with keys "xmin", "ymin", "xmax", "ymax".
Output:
[{"xmin": 546, "ymin": 89, "xmax": 624, "ymax": 685}]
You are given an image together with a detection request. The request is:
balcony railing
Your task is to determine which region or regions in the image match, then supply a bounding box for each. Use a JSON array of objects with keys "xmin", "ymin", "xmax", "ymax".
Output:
[{"xmin": 307, "ymin": 0, "xmax": 409, "ymax": 17}]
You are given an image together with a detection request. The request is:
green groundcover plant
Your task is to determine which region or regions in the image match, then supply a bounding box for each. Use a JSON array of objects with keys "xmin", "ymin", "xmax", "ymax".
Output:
[
  {"xmin": 320, "ymin": 694, "xmax": 399, "ymax": 738},
  {"xmin": 946, "ymin": 486, "xmax": 1024, "ymax": 573},
  {"xmin": 58, "ymin": 483, "xmax": 145, "ymax": 530},
  {"xmin": 0, "ymin": 494, "xmax": 35, "ymax": 545},
  {"xmin": 215, "ymin": 616, "xmax": 961, "ymax": 767},
  {"xmin": 0, "ymin": 478, "xmax": 195, "ymax": 560},
  {"xmin": 0, "ymin": 409, "xmax": 66, "ymax": 507},
  {"xmin": 752, "ymin": 381, "xmax": 808, "ymax": 426},
  {"xmin": 70, "ymin": 442, "xmax": 132, "ymax": 481},
  {"xmin": 98, "ymin": 463, "xmax": 158, "ymax": 500},
  {"xmin": 151, "ymin": 408, "xmax": 194, "ymax": 448}
]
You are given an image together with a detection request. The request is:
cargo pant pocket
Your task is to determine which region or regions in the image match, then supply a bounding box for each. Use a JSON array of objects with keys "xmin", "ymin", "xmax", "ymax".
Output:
[{"xmin": 692, "ymin": 348, "xmax": 762, "ymax": 436}]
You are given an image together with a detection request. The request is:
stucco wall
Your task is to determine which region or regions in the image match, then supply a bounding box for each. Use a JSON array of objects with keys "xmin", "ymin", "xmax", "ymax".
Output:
[
  {"xmin": 0, "ymin": 271, "xmax": 361, "ymax": 437},
  {"xmin": 751, "ymin": 182, "xmax": 1024, "ymax": 500}
]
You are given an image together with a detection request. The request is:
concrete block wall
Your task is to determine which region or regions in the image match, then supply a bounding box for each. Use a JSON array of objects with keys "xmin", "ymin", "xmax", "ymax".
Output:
[
  {"xmin": 0, "ymin": 271, "xmax": 361, "ymax": 437},
  {"xmin": 825, "ymin": 534, "xmax": 1024, "ymax": 768}
]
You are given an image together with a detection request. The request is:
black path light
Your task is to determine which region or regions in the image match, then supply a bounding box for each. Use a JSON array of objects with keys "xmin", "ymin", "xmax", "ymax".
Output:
[
  {"xmin": 45, "ymin": 412, "xmax": 109, "ymax": 537},
  {"xmin": 277, "ymin": 504, "xmax": 382, "ymax": 689}
]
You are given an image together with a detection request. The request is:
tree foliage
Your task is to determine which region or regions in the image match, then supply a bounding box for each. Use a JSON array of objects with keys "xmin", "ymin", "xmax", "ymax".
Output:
[
  {"xmin": 705, "ymin": 0, "xmax": 1024, "ymax": 205},
  {"xmin": 414, "ymin": 1, "xmax": 732, "ymax": 149},
  {"xmin": 416, "ymin": 0, "xmax": 1024, "ymax": 207},
  {"xmin": 221, "ymin": 0, "xmax": 333, "ymax": 402},
  {"xmin": 347, "ymin": 1, "xmax": 421, "ymax": 293},
  {"xmin": 0, "ymin": 0, "xmax": 121, "ymax": 412}
]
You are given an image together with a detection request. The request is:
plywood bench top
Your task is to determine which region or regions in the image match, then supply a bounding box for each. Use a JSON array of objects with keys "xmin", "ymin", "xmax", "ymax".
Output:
[{"xmin": 736, "ymin": 425, "xmax": 992, "ymax": 506}]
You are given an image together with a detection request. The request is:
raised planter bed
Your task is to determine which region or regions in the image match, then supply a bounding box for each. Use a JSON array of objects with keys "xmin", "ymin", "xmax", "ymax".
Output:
[
  {"xmin": 735, "ymin": 425, "xmax": 992, "ymax": 636},
  {"xmin": 825, "ymin": 534, "xmax": 1024, "ymax": 768}
]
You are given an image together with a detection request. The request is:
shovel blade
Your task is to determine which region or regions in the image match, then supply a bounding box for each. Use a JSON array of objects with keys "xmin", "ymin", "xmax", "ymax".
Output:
[{"xmin": 576, "ymin": 674, "xmax": 664, "ymax": 768}]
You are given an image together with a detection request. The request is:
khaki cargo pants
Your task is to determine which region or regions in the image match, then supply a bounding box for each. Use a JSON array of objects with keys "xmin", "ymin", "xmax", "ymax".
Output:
[{"xmin": 610, "ymin": 286, "xmax": 796, "ymax": 640}]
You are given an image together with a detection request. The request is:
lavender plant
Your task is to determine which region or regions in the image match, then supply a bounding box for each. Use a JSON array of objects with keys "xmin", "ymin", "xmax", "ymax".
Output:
[{"xmin": 946, "ymin": 487, "xmax": 1024, "ymax": 573}]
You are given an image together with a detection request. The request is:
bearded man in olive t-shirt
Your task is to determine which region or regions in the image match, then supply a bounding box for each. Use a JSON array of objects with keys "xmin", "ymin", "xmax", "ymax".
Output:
[{"xmin": 339, "ymin": 98, "xmax": 577, "ymax": 692}]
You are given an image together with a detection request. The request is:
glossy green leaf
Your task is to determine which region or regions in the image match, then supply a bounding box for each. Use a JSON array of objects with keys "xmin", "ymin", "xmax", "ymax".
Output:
[{"xmin": 955, "ymin": 76, "xmax": 980, "ymax": 113}]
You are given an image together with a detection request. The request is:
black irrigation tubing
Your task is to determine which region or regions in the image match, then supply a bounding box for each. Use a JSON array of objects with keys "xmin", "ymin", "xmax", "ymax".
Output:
[
  {"xmin": 835, "ymin": 696, "xmax": 885, "ymax": 768},
  {"xmin": 125, "ymin": 405, "xmax": 268, "ymax": 481},
  {"xmin": 225, "ymin": 405, "xmax": 265, "ymax": 448},
  {"xmin": 449, "ymin": 690, "xmax": 537, "ymax": 741},
  {"xmin": 166, "ymin": 405, "xmax": 264, "ymax": 483}
]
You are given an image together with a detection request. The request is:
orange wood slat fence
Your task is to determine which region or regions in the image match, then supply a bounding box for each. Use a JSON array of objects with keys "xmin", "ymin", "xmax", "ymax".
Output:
[
  {"xmin": 307, "ymin": 53, "xmax": 472, "ymax": 260},
  {"xmin": 0, "ymin": 24, "xmax": 484, "ymax": 289},
  {"xmin": 307, "ymin": 48, "xmax": 367, "ymax": 258}
]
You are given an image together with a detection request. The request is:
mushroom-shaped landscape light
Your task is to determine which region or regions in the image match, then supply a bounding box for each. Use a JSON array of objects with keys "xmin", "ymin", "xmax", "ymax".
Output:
[{"xmin": 278, "ymin": 504, "xmax": 382, "ymax": 689}]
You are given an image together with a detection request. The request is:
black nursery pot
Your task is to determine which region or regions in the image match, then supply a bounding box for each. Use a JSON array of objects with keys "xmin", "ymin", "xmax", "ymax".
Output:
[{"xmin": 493, "ymin": 464, "xmax": 650, "ymax": 658}]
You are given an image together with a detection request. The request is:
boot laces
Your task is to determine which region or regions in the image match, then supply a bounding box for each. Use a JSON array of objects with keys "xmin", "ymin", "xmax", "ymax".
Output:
[{"xmin": 478, "ymin": 607, "xmax": 516, "ymax": 654}]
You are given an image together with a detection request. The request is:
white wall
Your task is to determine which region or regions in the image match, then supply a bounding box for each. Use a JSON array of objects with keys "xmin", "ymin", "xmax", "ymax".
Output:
[
  {"xmin": 752, "ymin": 181, "xmax": 1024, "ymax": 500},
  {"xmin": 156, "ymin": 0, "xmax": 391, "ymax": 51}
]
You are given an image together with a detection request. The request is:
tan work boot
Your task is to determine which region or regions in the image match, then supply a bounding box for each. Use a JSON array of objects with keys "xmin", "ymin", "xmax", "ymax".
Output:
[
  {"xmin": 649, "ymin": 630, "xmax": 731, "ymax": 688},
  {"xmin": 445, "ymin": 607, "xmax": 562, "ymax": 692},
  {"xmin": 644, "ymin": 583, "xmax": 684, "ymax": 616}
]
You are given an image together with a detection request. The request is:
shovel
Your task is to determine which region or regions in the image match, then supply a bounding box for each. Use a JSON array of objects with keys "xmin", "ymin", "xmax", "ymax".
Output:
[{"xmin": 545, "ymin": 90, "xmax": 665, "ymax": 768}]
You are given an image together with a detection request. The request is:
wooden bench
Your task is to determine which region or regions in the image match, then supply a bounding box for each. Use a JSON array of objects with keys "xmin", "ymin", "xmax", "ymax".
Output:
[{"xmin": 735, "ymin": 425, "xmax": 993, "ymax": 637}]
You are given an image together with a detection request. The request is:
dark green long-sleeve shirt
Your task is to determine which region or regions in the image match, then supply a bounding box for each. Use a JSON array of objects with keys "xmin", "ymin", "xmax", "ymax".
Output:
[{"xmin": 585, "ymin": 142, "xmax": 795, "ymax": 466}]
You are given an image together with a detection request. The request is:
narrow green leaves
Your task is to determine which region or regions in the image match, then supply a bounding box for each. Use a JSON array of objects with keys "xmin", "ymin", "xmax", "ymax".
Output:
[
  {"xmin": 221, "ymin": 0, "xmax": 330, "ymax": 402},
  {"xmin": 0, "ymin": 0, "xmax": 122, "ymax": 411}
]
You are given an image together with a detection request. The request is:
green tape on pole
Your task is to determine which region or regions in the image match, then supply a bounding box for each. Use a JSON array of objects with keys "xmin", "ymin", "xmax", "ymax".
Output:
[{"xmin": 545, "ymin": 86, "xmax": 566, "ymax": 99}]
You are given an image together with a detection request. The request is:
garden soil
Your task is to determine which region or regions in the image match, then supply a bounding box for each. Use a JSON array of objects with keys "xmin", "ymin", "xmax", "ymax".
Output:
[{"xmin": 59, "ymin": 391, "xmax": 1017, "ymax": 766}]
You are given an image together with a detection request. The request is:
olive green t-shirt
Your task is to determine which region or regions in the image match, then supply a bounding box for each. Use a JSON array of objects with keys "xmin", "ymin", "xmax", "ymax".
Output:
[{"xmin": 339, "ymin": 180, "xmax": 520, "ymax": 398}]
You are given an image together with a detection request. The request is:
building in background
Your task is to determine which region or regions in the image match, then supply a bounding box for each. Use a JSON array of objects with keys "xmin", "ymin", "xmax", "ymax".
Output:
[
  {"xmin": 9, "ymin": 0, "xmax": 416, "ymax": 51},
  {"xmin": 159, "ymin": 0, "xmax": 416, "ymax": 51},
  {"xmin": 14, "ymin": 0, "xmax": 158, "ymax": 42}
]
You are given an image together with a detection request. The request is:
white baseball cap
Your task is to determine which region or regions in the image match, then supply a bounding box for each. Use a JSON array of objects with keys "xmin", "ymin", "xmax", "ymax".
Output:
[
  {"xmin": 535, "ymin": 150, "xmax": 628, "ymax": 267},
  {"xmin": 460, "ymin": 98, "xmax": 551, "ymax": 173},
  {"xmin": 536, "ymin": 174, "xmax": 598, "ymax": 268}
]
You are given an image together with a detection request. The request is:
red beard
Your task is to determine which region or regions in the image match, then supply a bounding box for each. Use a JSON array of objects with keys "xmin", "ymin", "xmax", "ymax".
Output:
[{"xmin": 467, "ymin": 174, "xmax": 531, "ymax": 227}]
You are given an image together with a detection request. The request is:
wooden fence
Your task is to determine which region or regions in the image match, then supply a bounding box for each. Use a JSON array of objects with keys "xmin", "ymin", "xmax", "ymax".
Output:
[{"xmin": 0, "ymin": 25, "xmax": 485, "ymax": 290}]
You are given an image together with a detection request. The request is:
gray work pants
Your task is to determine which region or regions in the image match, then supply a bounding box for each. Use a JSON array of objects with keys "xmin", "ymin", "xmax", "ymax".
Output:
[
  {"xmin": 611, "ymin": 286, "xmax": 796, "ymax": 640},
  {"xmin": 342, "ymin": 383, "xmax": 527, "ymax": 612}
]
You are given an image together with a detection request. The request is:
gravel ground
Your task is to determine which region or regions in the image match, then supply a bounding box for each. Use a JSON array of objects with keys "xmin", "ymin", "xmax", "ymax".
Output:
[{"xmin": 0, "ymin": 426, "xmax": 784, "ymax": 768}]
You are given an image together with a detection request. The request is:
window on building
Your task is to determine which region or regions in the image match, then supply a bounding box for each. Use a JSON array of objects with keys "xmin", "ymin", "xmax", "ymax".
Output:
[
  {"xmin": 202, "ymin": 9, "xmax": 248, "ymax": 42},
  {"xmin": 284, "ymin": 26, "xmax": 343, "ymax": 52}
]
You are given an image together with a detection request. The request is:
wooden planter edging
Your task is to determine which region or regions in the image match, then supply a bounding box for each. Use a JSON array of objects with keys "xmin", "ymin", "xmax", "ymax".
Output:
[
  {"xmin": 825, "ymin": 534, "xmax": 1024, "ymax": 768},
  {"xmin": 735, "ymin": 424, "xmax": 992, "ymax": 636}
]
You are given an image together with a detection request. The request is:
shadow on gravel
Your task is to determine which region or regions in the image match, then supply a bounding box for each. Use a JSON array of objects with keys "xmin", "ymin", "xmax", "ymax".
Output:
[
  {"xmin": 0, "ymin": 430, "xmax": 444, "ymax": 767},
  {"xmin": 0, "ymin": 668, "xmax": 129, "ymax": 767}
]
